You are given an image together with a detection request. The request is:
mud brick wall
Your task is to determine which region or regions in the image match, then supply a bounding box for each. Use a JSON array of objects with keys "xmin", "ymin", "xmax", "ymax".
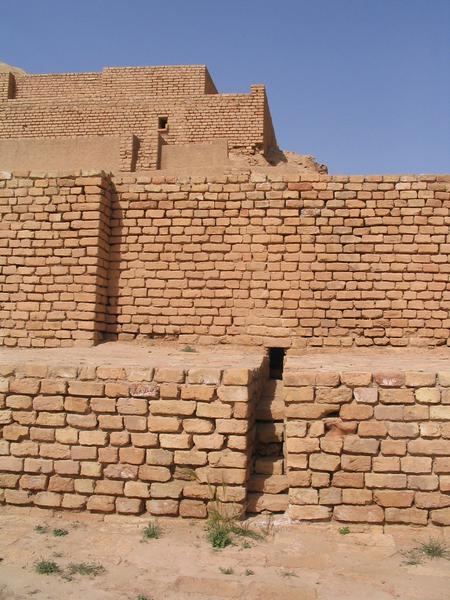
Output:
[
  {"xmin": 0, "ymin": 67, "xmax": 274, "ymax": 169},
  {"xmin": 108, "ymin": 172, "xmax": 450, "ymax": 348},
  {"xmin": 284, "ymin": 368, "xmax": 450, "ymax": 526},
  {"xmin": 0, "ymin": 362, "xmax": 263, "ymax": 517},
  {"xmin": 0, "ymin": 173, "xmax": 111, "ymax": 347}
]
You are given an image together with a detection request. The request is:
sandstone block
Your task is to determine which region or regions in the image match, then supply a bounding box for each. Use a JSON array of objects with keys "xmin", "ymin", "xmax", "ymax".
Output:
[
  {"xmin": 68, "ymin": 381, "xmax": 104, "ymax": 396},
  {"xmin": 148, "ymin": 416, "xmax": 181, "ymax": 432},
  {"xmin": 79, "ymin": 430, "xmax": 108, "ymax": 446},
  {"xmin": 309, "ymin": 453, "xmax": 340, "ymax": 472},
  {"xmin": 180, "ymin": 499, "xmax": 207, "ymax": 518},
  {"xmin": 151, "ymin": 481, "xmax": 184, "ymax": 499},
  {"xmin": 146, "ymin": 448, "xmax": 174, "ymax": 466},
  {"xmin": 188, "ymin": 368, "xmax": 222, "ymax": 385},
  {"xmin": 117, "ymin": 398, "xmax": 148, "ymax": 415},
  {"xmin": 341, "ymin": 455, "xmax": 371, "ymax": 472},
  {"xmin": 289, "ymin": 505, "xmax": 331, "ymax": 521},
  {"xmin": 343, "ymin": 436, "xmax": 380, "ymax": 455},
  {"xmin": 405, "ymin": 372, "xmax": 436, "ymax": 387},
  {"xmin": 247, "ymin": 493, "xmax": 289, "ymax": 513},
  {"xmin": 374, "ymin": 372, "xmax": 405, "ymax": 387},
  {"xmin": 116, "ymin": 497, "xmax": 143, "ymax": 514},
  {"xmin": 334, "ymin": 504, "xmax": 384, "ymax": 523},
  {"xmin": 87, "ymin": 495, "xmax": 115, "ymax": 512},
  {"xmin": 34, "ymin": 491, "xmax": 62, "ymax": 508},
  {"xmin": 365, "ymin": 474, "xmax": 406, "ymax": 489},
  {"xmin": 197, "ymin": 402, "xmax": 232, "ymax": 418},
  {"xmin": 340, "ymin": 372, "xmax": 372, "ymax": 387},
  {"xmin": 147, "ymin": 499, "xmax": 179, "ymax": 516},
  {"xmin": 124, "ymin": 481, "xmax": 150, "ymax": 498},
  {"xmin": 374, "ymin": 490, "xmax": 414, "ymax": 508},
  {"xmin": 385, "ymin": 507, "xmax": 428, "ymax": 525},
  {"xmin": 289, "ymin": 488, "xmax": 319, "ymax": 505},
  {"xmin": 379, "ymin": 389, "xmax": 414, "ymax": 404},
  {"xmin": 154, "ymin": 368, "xmax": 185, "ymax": 383},
  {"xmin": 354, "ymin": 387, "xmax": 378, "ymax": 404},
  {"xmin": 316, "ymin": 387, "xmax": 352, "ymax": 404},
  {"xmin": 103, "ymin": 463, "xmax": 138, "ymax": 479}
]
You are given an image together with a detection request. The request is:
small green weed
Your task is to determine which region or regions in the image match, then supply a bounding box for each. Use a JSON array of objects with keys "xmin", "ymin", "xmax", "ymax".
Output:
[
  {"xmin": 67, "ymin": 562, "xmax": 106, "ymax": 577},
  {"xmin": 35, "ymin": 525, "xmax": 49, "ymax": 534},
  {"xmin": 52, "ymin": 528, "xmax": 69, "ymax": 537},
  {"xmin": 182, "ymin": 345, "xmax": 196, "ymax": 352},
  {"xmin": 339, "ymin": 526, "xmax": 350, "ymax": 535},
  {"xmin": 208, "ymin": 526, "xmax": 232, "ymax": 549},
  {"xmin": 402, "ymin": 538, "xmax": 450, "ymax": 565},
  {"xmin": 241, "ymin": 540, "xmax": 251, "ymax": 549},
  {"xmin": 136, "ymin": 595, "xmax": 152, "ymax": 600},
  {"xmin": 35, "ymin": 560, "xmax": 60, "ymax": 575},
  {"xmin": 219, "ymin": 566, "xmax": 234, "ymax": 575},
  {"xmin": 143, "ymin": 521, "xmax": 161, "ymax": 540}
]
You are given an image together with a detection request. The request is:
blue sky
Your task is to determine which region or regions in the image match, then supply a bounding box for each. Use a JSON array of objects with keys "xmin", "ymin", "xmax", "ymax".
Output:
[{"xmin": 1, "ymin": 0, "xmax": 449, "ymax": 174}]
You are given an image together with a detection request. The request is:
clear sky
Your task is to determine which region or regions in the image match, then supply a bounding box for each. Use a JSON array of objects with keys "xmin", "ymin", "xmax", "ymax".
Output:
[{"xmin": 1, "ymin": 0, "xmax": 449, "ymax": 174}]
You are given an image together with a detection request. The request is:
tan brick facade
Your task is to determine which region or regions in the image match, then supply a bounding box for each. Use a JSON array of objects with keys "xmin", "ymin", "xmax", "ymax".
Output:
[{"xmin": 1, "ymin": 171, "xmax": 449, "ymax": 348}]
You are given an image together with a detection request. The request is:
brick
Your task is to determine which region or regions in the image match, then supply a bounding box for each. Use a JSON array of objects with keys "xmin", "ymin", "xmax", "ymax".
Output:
[
  {"xmin": 154, "ymin": 368, "xmax": 185, "ymax": 383},
  {"xmin": 148, "ymin": 416, "xmax": 181, "ymax": 432},
  {"xmin": 334, "ymin": 504, "xmax": 384, "ymax": 523},
  {"xmin": 33, "ymin": 395, "xmax": 63, "ymax": 411},
  {"xmin": 87, "ymin": 495, "xmax": 115, "ymax": 512},
  {"xmin": 430, "ymin": 405, "xmax": 450, "ymax": 420},
  {"xmin": 309, "ymin": 453, "xmax": 340, "ymax": 472},
  {"xmin": 95, "ymin": 480, "xmax": 124, "ymax": 495},
  {"xmin": 116, "ymin": 497, "xmax": 143, "ymax": 514},
  {"xmin": 181, "ymin": 386, "xmax": 215, "ymax": 401},
  {"xmin": 151, "ymin": 400, "xmax": 195, "ymax": 416},
  {"xmin": 379, "ymin": 389, "xmax": 414, "ymax": 404},
  {"xmin": 415, "ymin": 492, "xmax": 450, "ymax": 509},
  {"xmin": 342, "ymin": 489, "xmax": 372, "ymax": 505},
  {"xmin": 129, "ymin": 382, "xmax": 159, "ymax": 398},
  {"xmin": 79, "ymin": 430, "xmax": 108, "ymax": 446},
  {"xmin": 315, "ymin": 387, "xmax": 352, "ymax": 404},
  {"xmin": 284, "ymin": 387, "xmax": 314, "ymax": 403},
  {"xmin": 286, "ymin": 438, "xmax": 320, "ymax": 454},
  {"xmin": 407, "ymin": 475, "xmax": 439, "ymax": 491},
  {"xmin": 343, "ymin": 436, "xmax": 380, "ymax": 455},
  {"xmin": 341, "ymin": 455, "xmax": 371, "ymax": 472},
  {"xmin": 6, "ymin": 395, "xmax": 32, "ymax": 409},
  {"xmin": 146, "ymin": 448, "xmax": 174, "ymax": 466},
  {"xmin": 124, "ymin": 481, "xmax": 150, "ymax": 498},
  {"xmin": 103, "ymin": 463, "xmax": 138, "ymax": 479},
  {"xmin": 415, "ymin": 388, "xmax": 440, "ymax": 404},
  {"xmin": 408, "ymin": 439, "xmax": 449, "ymax": 455},
  {"xmin": 188, "ymin": 368, "xmax": 222, "ymax": 385},
  {"xmin": 19, "ymin": 474, "xmax": 47, "ymax": 490},
  {"xmin": 151, "ymin": 481, "xmax": 184, "ymax": 499},
  {"xmin": 290, "ymin": 488, "xmax": 319, "ymax": 504},
  {"xmin": 354, "ymin": 387, "xmax": 378, "ymax": 404},
  {"xmin": 117, "ymin": 398, "xmax": 148, "ymax": 415},
  {"xmin": 68, "ymin": 381, "xmax": 104, "ymax": 396},
  {"xmin": 405, "ymin": 372, "xmax": 436, "ymax": 387},
  {"xmin": 147, "ymin": 499, "xmax": 179, "ymax": 516},
  {"xmin": 159, "ymin": 433, "xmax": 191, "ymax": 449},
  {"xmin": 340, "ymin": 403, "xmax": 373, "ymax": 420},
  {"xmin": 179, "ymin": 499, "xmax": 207, "ymax": 518},
  {"xmin": 374, "ymin": 490, "xmax": 414, "ymax": 508},
  {"xmin": 387, "ymin": 422, "xmax": 419, "ymax": 439},
  {"xmin": 374, "ymin": 372, "xmax": 405, "ymax": 387},
  {"xmin": 222, "ymin": 368, "xmax": 250, "ymax": 386},
  {"xmin": 217, "ymin": 386, "xmax": 249, "ymax": 402},
  {"xmin": 358, "ymin": 421, "xmax": 387, "ymax": 437},
  {"xmin": 62, "ymin": 494, "xmax": 87, "ymax": 509},
  {"xmin": 289, "ymin": 505, "xmax": 331, "ymax": 521},
  {"xmin": 385, "ymin": 507, "xmax": 428, "ymax": 525},
  {"xmin": 182, "ymin": 418, "xmax": 213, "ymax": 434},
  {"xmin": 365, "ymin": 474, "xmax": 406, "ymax": 489},
  {"xmin": 193, "ymin": 433, "xmax": 224, "ymax": 450},
  {"xmin": 119, "ymin": 447, "xmax": 145, "ymax": 464},
  {"xmin": 400, "ymin": 457, "xmax": 432, "ymax": 473},
  {"xmin": 139, "ymin": 465, "xmax": 171, "ymax": 482},
  {"xmin": 196, "ymin": 402, "xmax": 232, "ymax": 418},
  {"xmin": 4, "ymin": 489, "xmax": 31, "ymax": 505},
  {"xmin": 431, "ymin": 508, "xmax": 450, "ymax": 525},
  {"xmin": 34, "ymin": 491, "xmax": 62, "ymax": 508},
  {"xmin": 175, "ymin": 450, "xmax": 208, "ymax": 466},
  {"xmin": 340, "ymin": 372, "xmax": 372, "ymax": 387},
  {"xmin": 247, "ymin": 493, "xmax": 289, "ymax": 513}
]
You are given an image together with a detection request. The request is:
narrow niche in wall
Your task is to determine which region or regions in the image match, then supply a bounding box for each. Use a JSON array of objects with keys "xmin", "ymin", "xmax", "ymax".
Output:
[
  {"xmin": 269, "ymin": 347, "xmax": 285, "ymax": 380},
  {"xmin": 158, "ymin": 116, "xmax": 168, "ymax": 131}
]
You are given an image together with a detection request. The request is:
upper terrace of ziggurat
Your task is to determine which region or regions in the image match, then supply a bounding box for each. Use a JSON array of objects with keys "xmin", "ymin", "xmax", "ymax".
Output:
[{"xmin": 0, "ymin": 63, "xmax": 449, "ymax": 527}]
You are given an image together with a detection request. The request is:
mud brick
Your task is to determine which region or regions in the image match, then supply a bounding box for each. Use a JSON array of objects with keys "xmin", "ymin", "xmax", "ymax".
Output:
[
  {"xmin": 10, "ymin": 441, "xmax": 39, "ymax": 457},
  {"xmin": 139, "ymin": 465, "xmax": 171, "ymax": 482},
  {"xmin": 286, "ymin": 421, "xmax": 308, "ymax": 437},
  {"xmin": 4, "ymin": 489, "xmax": 31, "ymax": 505},
  {"xmin": 64, "ymin": 397, "xmax": 89, "ymax": 413},
  {"xmin": 146, "ymin": 448, "xmax": 174, "ymax": 466},
  {"xmin": 117, "ymin": 398, "xmax": 148, "ymax": 415},
  {"xmin": 62, "ymin": 494, "xmax": 87, "ymax": 509},
  {"xmin": 98, "ymin": 447, "xmax": 118, "ymax": 463},
  {"xmin": 343, "ymin": 436, "xmax": 380, "ymax": 455},
  {"xmin": 10, "ymin": 379, "xmax": 40, "ymax": 394},
  {"xmin": 67, "ymin": 413, "xmax": 97, "ymax": 428},
  {"xmin": 40, "ymin": 443, "xmax": 71, "ymax": 459},
  {"xmin": 151, "ymin": 481, "xmax": 184, "ymax": 499},
  {"xmin": 68, "ymin": 381, "xmax": 104, "ymax": 396},
  {"xmin": 196, "ymin": 466, "xmax": 247, "ymax": 485},
  {"xmin": 222, "ymin": 368, "xmax": 250, "ymax": 386},
  {"xmin": 87, "ymin": 495, "xmax": 115, "ymax": 512},
  {"xmin": 435, "ymin": 458, "xmax": 450, "ymax": 473},
  {"xmin": 315, "ymin": 387, "xmax": 352, "ymax": 404},
  {"xmin": 315, "ymin": 372, "xmax": 340, "ymax": 386},
  {"xmin": 415, "ymin": 492, "xmax": 450, "ymax": 509},
  {"xmin": 193, "ymin": 433, "xmax": 224, "ymax": 450},
  {"xmin": 286, "ymin": 403, "xmax": 340, "ymax": 419},
  {"xmin": 354, "ymin": 387, "xmax": 378, "ymax": 404},
  {"xmin": 247, "ymin": 493, "xmax": 289, "ymax": 513},
  {"xmin": 0, "ymin": 409, "xmax": 12, "ymax": 425},
  {"xmin": 283, "ymin": 371, "xmax": 316, "ymax": 386},
  {"xmin": 342, "ymin": 489, "xmax": 372, "ymax": 505},
  {"xmin": 116, "ymin": 497, "xmax": 143, "ymax": 514},
  {"xmin": 154, "ymin": 368, "xmax": 185, "ymax": 383},
  {"xmin": 74, "ymin": 479, "xmax": 95, "ymax": 494},
  {"xmin": 374, "ymin": 490, "xmax": 414, "ymax": 507},
  {"xmin": 105, "ymin": 382, "xmax": 130, "ymax": 397},
  {"xmin": 80, "ymin": 462, "xmax": 102, "ymax": 478},
  {"xmin": 400, "ymin": 457, "xmax": 432, "ymax": 473},
  {"xmin": 287, "ymin": 470, "xmax": 311, "ymax": 487},
  {"xmin": 6, "ymin": 395, "xmax": 32, "ymax": 410},
  {"xmin": 79, "ymin": 430, "xmax": 108, "ymax": 446},
  {"xmin": 415, "ymin": 388, "xmax": 440, "ymax": 404},
  {"xmin": 403, "ymin": 405, "xmax": 429, "ymax": 421},
  {"xmin": 385, "ymin": 507, "xmax": 428, "ymax": 525},
  {"xmin": 34, "ymin": 491, "xmax": 62, "ymax": 508},
  {"xmin": 217, "ymin": 386, "xmax": 249, "ymax": 403},
  {"xmin": 48, "ymin": 475, "xmax": 74, "ymax": 492},
  {"xmin": 54, "ymin": 460, "xmax": 80, "ymax": 475},
  {"xmin": 373, "ymin": 457, "xmax": 400, "ymax": 472},
  {"xmin": 96, "ymin": 366, "xmax": 126, "ymax": 380},
  {"xmin": 335, "ymin": 504, "xmax": 384, "ymax": 523},
  {"xmin": 24, "ymin": 458, "xmax": 53, "ymax": 474},
  {"xmin": 284, "ymin": 387, "xmax": 314, "ymax": 402},
  {"xmin": 408, "ymin": 439, "xmax": 449, "ymax": 455},
  {"xmin": 19, "ymin": 474, "xmax": 47, "ymax": 490},
  {"xmin": 374, "ymin": 372, "xmax": 405, "ymax": 387},
  {"xmin": 174, "ymin": 450, "xmax": 208, "ymax": 466},
  {"xmin": 103, "ymin": 463, "xmax": 138, "ymax": 479},
  {"xmin": 405, "ymin": 372, "xmax": 436, "ymax": 387},
  {"xmin": 290, "ymin": 488, "xmax": 319, "ymax": 504},
  {"xmin": 148, "ymin": 416, "xmax": 181, "ymax": 432},
  {"xmin": 197, "ymin": 402, "xmax": 232, "ymax": 418},
  {"xmin": 110, "ymin": 431, "xmax": 130, "ymax": 446},
  {"xmin": 440, "ymin": 477, "xmax": 450, "ymax": 492},
  {"xmin": 158, "ymin": 383, "xmax": 179, "ymax": 399},
  {"xmin": 2, "ymin": 424, "xmax": 28, "ymax": 441},
  {"xmin": 216, "ymin": 419, "xmax": 249, "ymax": 434},
  {"xmin": 340, "ymin": 403, "xmax": 373, "ymax": 420},
  {"xmin": 151, "ymin": 400, "xmax": 196, "ymax": 416},
  {"xmin": 124, "ymin": 481, "xmax": 150, "ymax": 498},
  {"xmin": 332, "ymin": 472, "xmax": 364, "ymax": 488},
  {"xmin": 407, "ymin": 475, "xmax": 439, "ymax": 491},
  {"xmin": 188, "ymin": 368, "xmax": 222, "ymax": 385},
  {"xmin": 95, "ymin": 480, "xmax": 124, "ymax": 495},
  {"xmin": 365, "ymin": 474, "xmax": 406, "ymax": 489},
  {"xmin": 0, "ymin": 474, "xmax": 20, "ymax": 488},
  {"xmin": 430, "ymin": 405, "xmax": 450, "ymax": 420},
  {"xmin": 119, "ymin": 447, "xmax": 145, "ymax": 464},
  {"xmin": 123, "ymin": 416, "xmax": 147, "ymax": 431},
  {"xmin": 358, "ymin": 421, "xmax": 387, "ymax": 437},
  {"xmin": 71, "ymin": 445, "xmax": 97, "ymax": 460},
  {"xmin": 180, "ymin": 499, "xmax": 207, "ymax": 518},
  {"xmin": 286, "ymin": 438, "xmax": 319, "ymax": 453},
  {"xmin": 289, "ymin": 505, "xmax": 331, "ymax": 521},
  {"xmin": 40, "ymin": 379, "xmax": 67, "ymax": 395},
  {"xmin": 91, "ymin": 398, "xmax": 116, "ymax": 413},
  {"xmin": 374, "ymin": 405, "xmax": 403, "ymax": 421},
  {"xmin": 98, "ymin": 415, "xmax": 123, "ymax": 430},
  {"xmin": 341, "ymin": 455, "xmax": 371, "ymax": 472},
  {"xmin": 147, "ymin": 499, "xmax": 179, "ymax": 516},
  {"xmin": 437, "ymin": 372, "xmax": 450, "ymax": 386},
  {"xmin": 309, "ymin": 453, "xmax": 340, "ymax": 472},
  {"xmin": 387, "ymin": 422, "xmax": 419, "ymax": 439},
  {"xmin": 130, "ymin": 382, "xmax": 159, "ymax": 398},
  {"xmin": 379, "ymin": 389, "xmax": 414, "ymax": 404},
  {"xmin": 286, "ymin": 454, "xmax": 309, "ymax": 470},
  {"xmin": 182, "ymin": 418, "xmax": 213, "ymax": 434},
  {"xmin": 54, "ymin": 428, "xmax": 78, "ymax": 444},
  {"xmin": 340, "ymin": 372, "xmax": 372, "ymax": 387}
]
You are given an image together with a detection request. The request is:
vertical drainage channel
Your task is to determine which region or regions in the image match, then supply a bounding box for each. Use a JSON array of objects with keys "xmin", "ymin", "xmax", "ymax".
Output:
[{"xmin": 248, "ymin": 348, "xmax": 288, "ymax": 514}]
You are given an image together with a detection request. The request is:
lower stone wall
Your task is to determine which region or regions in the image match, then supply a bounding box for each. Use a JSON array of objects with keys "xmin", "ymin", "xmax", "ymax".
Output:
[
  {"xmin": 0, "ymin": 360, "xmax": 264, "ymax": 517},
  {"xmin": 283, "ymin": 365, "xmax": 450, "ymax": 526}
]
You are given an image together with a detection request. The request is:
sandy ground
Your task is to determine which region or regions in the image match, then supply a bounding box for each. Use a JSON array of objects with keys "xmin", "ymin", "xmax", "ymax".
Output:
[{"xmin": 0, "ymin": 508, "xmax": 449, "ymax": 600}]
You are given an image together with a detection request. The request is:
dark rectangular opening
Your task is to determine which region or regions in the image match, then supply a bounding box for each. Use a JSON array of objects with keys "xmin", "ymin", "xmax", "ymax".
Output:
[
  {"xmin": 269, "ymin": 347, "xmax": 285, "ymax": 380},
  {"xmin": 158, "ymin": 116, "xmax": 168, "ymax": 131}
]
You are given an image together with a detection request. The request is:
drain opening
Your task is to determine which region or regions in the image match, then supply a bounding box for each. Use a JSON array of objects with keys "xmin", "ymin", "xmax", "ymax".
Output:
[{"xmin": 268, "ymin": 347, "xmax": 285, "ymax": 380}]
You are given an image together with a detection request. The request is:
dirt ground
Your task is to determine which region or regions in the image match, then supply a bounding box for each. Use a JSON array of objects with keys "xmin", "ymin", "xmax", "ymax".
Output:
[{"xmin": 0, "ymin": 508, "xmax": 449, "ymax": 600}]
